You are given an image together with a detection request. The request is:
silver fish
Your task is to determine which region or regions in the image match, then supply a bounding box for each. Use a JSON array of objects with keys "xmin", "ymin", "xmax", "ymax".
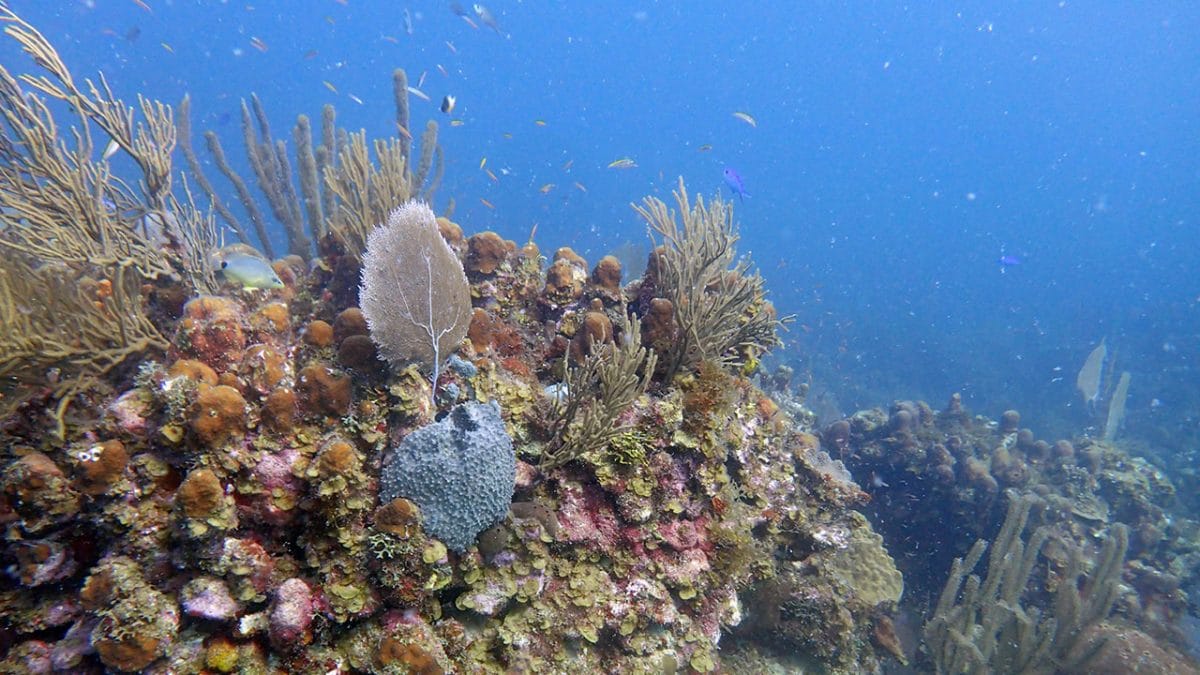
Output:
[{"xmin": 473, "ymin": 3, "xmax": 502, "ymax": 35}]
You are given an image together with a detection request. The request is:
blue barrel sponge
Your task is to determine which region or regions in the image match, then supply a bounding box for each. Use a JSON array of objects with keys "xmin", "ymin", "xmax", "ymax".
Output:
[{"xmin": 379, "ymin": 401, "xmax": 515, "ymax": 552}]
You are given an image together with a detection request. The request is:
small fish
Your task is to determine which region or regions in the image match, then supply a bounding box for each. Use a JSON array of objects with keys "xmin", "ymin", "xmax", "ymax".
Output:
[
  {"xmin": 608, "ymin": 158, "xmax": 637, "ymax": 169},
  {"xmin": 322, "ymin": 81, "xmax": 338, "ymax": 94},
  {"xmin": 539, "ymin": 183, "xmax": 555, "ymax": 194},
  {"xmin": 440, "ymin": 95, "xmax": 456, "ymax": 114},
  {"xmin": 732, "ymin": 111, "xmax": 757, "ymax": 127},
  {"xmin": 449, "ymin": 119, "xmax": 465, "ymax": 127},
  {"xmin": 348, "ymin": 94, "xmax": 364, "ymax": 105},
  {"xmin": 250, "ymin": 36, "xmax": 268, "ymax": 53},
  {"xmin": 573, "ymin": 181, "xmax": 587, "ymax": 193},
  {"xmin": 722, "ymin": 167, "xmax": 749, "ymax": 201},
  {"xmin": 403, "ymin": 8, "xmax": 414, "ymax": 35},
  {"xmin": 697, "ymin": 144, "xmax": 713, "ymax": 152},
  {"xmin": 406, "ymin": 86, "xmax": 430, "ymax": 102},
  {"xmin": 473, "ymin": 3, "xmax": 503, "ymax": 34},
  {"xmin": 449, "ymin": 2, "xmax": 469, "ymax": 17},
  {"xmin": 445, "ymin": 41, "xmax": 458, "ymax": 55},
  {"xmin": 485, "ymin": 169, "xmax": 499, "ymax": 182},
  {"xmin": 479, "ymin": 157, "xmax": 487, "ymax": 169},
  {"xmin": 534, "ymin": 119, "xmax": 547, "ymax": 127},
  {"xmin": 436, "ymin": 64, "xmax": 450, "ymax": 77},
  {"xmin": 417, "ymin": 70, "xmax": 427, "ymax": 88},
  {"xmin": 101, "ymin": 138, "xmax": 120, "ymax": 161},
  {"xmin": 131, "ymin": 0, "xmax": 152, "ymax": 13},
  {"xmin": 396, "ymin": 124, "xmax": 413, "ymax": 140},
  {"xmin": 562, "ymin": 159, "xmax": 573, "ymax": 170},
  {"xmin": 160, "ymin": 42, "xmax": 174, "ymax": 53},
  {"xmin": 124, "ymin": 26, "xmax": 141, "ymax": 42},
  {"xmin": 219, "ymin": 254, "xmax": 284, "ymax": 289},
  {"xmin": 480, "ymin": 198, "xmax": 495, "ymax": 209},
  {"xmin": 303, "ymin": 49, "xmax": 319, "ymax": 59},
  {"xmin": 998, "ymin": 254, "xmax": 1022, "ymax": 273}
]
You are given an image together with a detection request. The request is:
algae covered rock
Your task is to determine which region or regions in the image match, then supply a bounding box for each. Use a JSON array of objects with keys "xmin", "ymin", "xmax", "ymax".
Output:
[{"xmin": 379, "ymin": 401, "xmax": 515, "ymax": 552}]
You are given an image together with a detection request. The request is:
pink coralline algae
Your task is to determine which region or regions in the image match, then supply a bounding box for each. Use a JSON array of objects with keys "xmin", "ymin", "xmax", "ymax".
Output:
[
  {"xmin": 180, "ymin": 576, "xmax": 241, "ymax": 622},
  {"xmin": 555, "ymin": 480, "xmax": 622, "ymax": 552},
  {"xmin": 268, "ymin": 578, "xmax": 315, "ymax": 650},
  {"xmin": 242, "ymin": 448, "xmax": 304, "ymax": 525}
]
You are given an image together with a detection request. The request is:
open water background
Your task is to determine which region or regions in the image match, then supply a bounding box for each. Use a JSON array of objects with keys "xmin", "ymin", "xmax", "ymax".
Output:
[{"xmin": 4, "ymin": 0, "xmax": 1198, "ymax": 461}]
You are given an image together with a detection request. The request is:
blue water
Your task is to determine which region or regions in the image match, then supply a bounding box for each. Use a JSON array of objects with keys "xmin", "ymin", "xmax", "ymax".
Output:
[{"xmin": 6, "ymin": 1, "xmax": 1198, "ymax": 453}]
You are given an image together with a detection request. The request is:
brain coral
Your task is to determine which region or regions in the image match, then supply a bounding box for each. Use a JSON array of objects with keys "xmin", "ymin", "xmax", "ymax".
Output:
[{"xmin": 379, "ymin": 401, "xmax": 515, "ymax": 552}]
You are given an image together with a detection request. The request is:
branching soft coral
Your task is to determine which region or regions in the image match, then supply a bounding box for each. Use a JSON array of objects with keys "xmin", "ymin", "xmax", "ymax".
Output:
[
  {"xmin": 541, "ymin": 311, "xmax": 657, "ymax": 471},
  {"xmin": 633, "ymin": 177, "xmax": 785, "ymax": 382},
  {"xmin": 0, "ymin": 9, "xmax": 217, "ymax": 434},
  {"xmin": 0, "ymin": 256, "xmax": 169, "ymax": 436},
  {"xmin": 0, "ymin": 10, "xmax": 216, "ymax": 291}
]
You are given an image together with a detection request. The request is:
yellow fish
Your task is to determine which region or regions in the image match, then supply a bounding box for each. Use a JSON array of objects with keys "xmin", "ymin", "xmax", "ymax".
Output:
[
  {"xmin": 218, "ymin": 253, "xmax": 283, "ymax": 289},
  {"xmin": 607, "ymin": 158, "xmax": 637, "ymax": 169}
]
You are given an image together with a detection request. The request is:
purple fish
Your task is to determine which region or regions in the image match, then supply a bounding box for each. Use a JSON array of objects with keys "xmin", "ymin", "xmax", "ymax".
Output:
[{"xmin": 722, "ymin": 167, "xmax": 749, "ymax": 201}]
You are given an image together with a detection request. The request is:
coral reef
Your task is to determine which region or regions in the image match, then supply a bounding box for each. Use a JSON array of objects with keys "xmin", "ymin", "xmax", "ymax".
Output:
[
  {"xmin": 2, "ymin": 10, "xmax": 1196, "ymax": 675},
  {"xmin": 801, "ymin": 387, "xmax": 1200, "ymax": 671}
]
